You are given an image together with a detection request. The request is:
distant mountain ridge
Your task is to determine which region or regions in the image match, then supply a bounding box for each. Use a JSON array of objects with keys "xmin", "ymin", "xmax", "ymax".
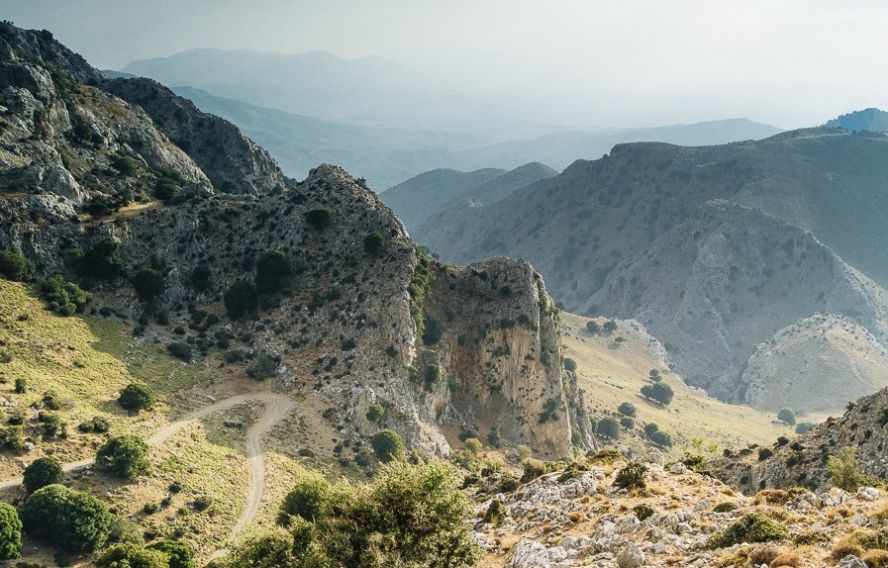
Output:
[
  {"xmin": 825, "ymin": 107, "xmax": 888, "ymax": 132},
  {"xmin": 415, "ymin": 127, "xmax": 888, "ymax": 412}
]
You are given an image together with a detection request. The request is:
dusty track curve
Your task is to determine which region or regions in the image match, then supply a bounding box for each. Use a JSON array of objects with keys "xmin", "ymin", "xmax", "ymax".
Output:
[{"xmin": 0, "ymin": 392, "xmax": 295, "ymax": 549}]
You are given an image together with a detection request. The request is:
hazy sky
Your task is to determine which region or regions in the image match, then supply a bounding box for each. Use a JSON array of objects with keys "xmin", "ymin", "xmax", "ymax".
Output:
[{"xmin": 4, "ymin": 0, "xmax": 888, "ymax": 128}]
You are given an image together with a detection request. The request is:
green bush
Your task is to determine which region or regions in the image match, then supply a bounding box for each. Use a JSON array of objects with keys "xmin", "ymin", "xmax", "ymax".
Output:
[
  {"xmin": 423, "ymin": 364, "xmax": 440, "ymax": 391},
  {"xmin": 132, "ymin": 268, "xmax": 165, "ymax": 302},
  {"xmin": 363, "ymin": 231, "xmax": 386, "ymax": 256},
  {"xmin": 96, "ymin": 434, "xmax": 150, "ymax": 479},
  {"xmin": 707, "ymin": 513, "xmax": 788, "ymax": 548},
  {"xmin": 562, "ymin": 357, "xmax": 577, "ymax": 372},
  {"xmin": 0, "ymin": 425, "xmax": 24, "ymax": 451},
  {"xmin": 620, "ymin": 416, "xmax": 635, "ymax": 429},
  {"xmin": 758, "ymin": 447, "xmax": 774, "ymax": 461},
  {"xmin": 110, "ymin": 153, "xmax": 138, "ymax": 176},
  {"xmin": 0, "ymin": 502, "xmax": 21, "ymax": 560},
  {"xmin": 618, "ymin": 402, "xmax": 636, "ymax": 417},
  {"xmin": 365, "ymin": 402, "xmax": 385, "ymax": 423},
  {"xmin": 795, "ymin": 422, "xmax": 815, "ymax": 434},
  {"xmin": 0, "ymin": 250, "xmax": 33, "ymax": 281},
  {"xmin": 641, "ymin": 382, "xmax": 674, "ymax": 405},
  {"xmin": 596, "ymin": 417, "xmax": 620, "ymax": 439},
  {"xmin": 13, "ymin": 378, "xmax": 26, "ymax": 394},
  {"xmin": 643, "ymin": 422, "xmax": 660, "ymax": 437},
  {"xmin": 371, "ymin": 429, "xmax": 405, "ymax": 463},
  {"xmin": 304, "ymin": 207, "xmax": 332, "ymax": 230},
  {"xmin": 20, "ymin": 484, "xmax": 113, "ymax": 552},
  {"xmin": 278, "ymin": 473, "xmax": 333, "ymax": 525},
  {"xmin": 95, "ymin": 543, "xmax": 169, "ymax": 568},
  {"xmin": 167, "ymin": 342, "xmax": 192, "ymax": 362},
  {"xmin": 585, "ymin": 320, "xmax": 600, "ymax": 335},
  {"xmin": 649, "ymin": 430, "xmax": 673, "ymax": 447},
  {"xmin": 37, "ymin": 275, "xmax": 91, "ymax": 316},
  {"xmin": 75, "ymin": 239, "xmax": 122, "ymax": 279},
  {"xmin": 613, "ymin": 462, "xmax": 647, "ymax": 491},
  {"xmin": 256, "ymin": 249, "xmax": 291, "ymax": 294},
  {"xmin": 146, "ymin": 539, "xmax": 195, "ymax": 568},
  {"xmin": 246, "ymin": 353, "xmax": 277, "ymax": 380},
  {"xmin": 827, "ymin": 446, "xmax": 870, "ymax": 491},
  {"xmin": 78, "ymin": 416, "xmax": 110, "ymax": 434},
  {"xmin": 190, "ymin": 263, "xmax": 212, "ymax": 292},
  {"xmin": 154, "ymin": 169, "xmax": 183, "ymax": 202},
  {"xmin": 118, "ymin": 383, "xmax": 155, "ymax": 412},
  {"xmin": 39, "ymin": 412, "xmax": 66, "ymax": 439},
  {"xmin": 777, "ymin": 407, "xmax": 796, "ymax": 426},
  {"xmin": 224, "ymin": 279, "xmax": 258, "ymax": 319},
  {"xmin": 231, "ymin": 460, "xmax": 480, "ymax": 568},
  {"xmin": 23, "ymin": 457, "xmax": 64, "ymax": 494}
]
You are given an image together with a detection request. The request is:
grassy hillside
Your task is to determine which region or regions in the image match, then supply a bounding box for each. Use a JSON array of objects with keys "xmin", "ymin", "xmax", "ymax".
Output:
[{"xmin": 560, "ymin": 312, "xmax": 797, "ymax": 455}]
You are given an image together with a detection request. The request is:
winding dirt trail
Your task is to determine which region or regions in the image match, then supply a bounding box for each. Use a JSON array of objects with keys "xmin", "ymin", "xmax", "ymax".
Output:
[{"xmin": 0, "ymin": 392, "xmax": 296, "ymax": 550}]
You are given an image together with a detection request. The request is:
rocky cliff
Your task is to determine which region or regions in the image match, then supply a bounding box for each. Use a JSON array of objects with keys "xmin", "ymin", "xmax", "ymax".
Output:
[{"xmin": 0, "ymin": 22, "xmax": 587, "ymax": 458}]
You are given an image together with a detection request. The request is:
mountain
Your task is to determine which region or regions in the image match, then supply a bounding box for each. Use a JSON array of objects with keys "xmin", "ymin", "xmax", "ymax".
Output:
[
  {"xmin": 826, "ymin": 108, "xmax": 888, "ymax": 132},
  {"xmin": 417, "ymin": 128, "xmax": 888, "ymax": 412},
  {"xmin": 380, "ymin": 163, "xmax": 556, "ymax": 229},
  {"xmin": 449, "ymin": 118, "xmax": 783, "ymax": 172},
  {"xmin": 0, "ymin": 19, "xmax": 591, "ymax": 492},
  {"xmin": 170, "ymin": 86, "xmax": 475, "ymax": 189}
]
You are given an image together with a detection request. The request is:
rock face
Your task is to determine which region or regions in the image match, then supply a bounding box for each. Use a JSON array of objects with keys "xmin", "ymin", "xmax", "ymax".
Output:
[
  {"xmin": 418, "ymin": 130, "xmax": 888, "ymax": 410},
  {"xmin": 0, "ymin": 22, "xmax": 588, "ymax": 458},
  {"xmin": 717, "ymin": 385, "xmax": 888, "ymax": 493},
  {"xmin": 102, "ymin": 77, "xmax": 288, "ymax": 194}
]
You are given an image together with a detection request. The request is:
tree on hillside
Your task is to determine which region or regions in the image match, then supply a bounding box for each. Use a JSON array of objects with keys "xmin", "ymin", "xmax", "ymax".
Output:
[
  {"xmin": 20, "ymin": 484, "xmax": 113, "ymax": 552},
  {"xmin": 371, "ymin": 429, "xmax": 405, "ymax": 463},
  {"xmin": 118, "ymin": 383, "xmax": 155, "ymax": 413},
  {"xmin": 0, "ymin": 503, "xmax": 22, "ymax": 560},
  {"xmin": 224, "ymin": 279, "xmax": 258, "ymax": 319},
  {"xmin": 256, "ymin": 249, "xmax": 291, "ymax": 294},
  {"xmin": 641, "ymin": 382, "xmax": 674, "ymax": 405},
  {"xmin": 777, "ymin": 407, "xmax": 796, "ymax": 426},
  {"xmin": 23, "ymin": 456, "xmax": 64, "ymax": 494},
  {"xmin": 596, "ymin": 417, "xmax": 621, "ymax": 439},
  {"xmin": 96, "ymin": 435, "xmax": 150, "ymax": 479}
]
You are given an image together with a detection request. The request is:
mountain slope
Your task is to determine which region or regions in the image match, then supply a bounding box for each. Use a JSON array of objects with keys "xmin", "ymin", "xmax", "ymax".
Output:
[
  {"xmin": 380, "ymin": 163, "xmax": 557, "ymax": 231},
  {"xmin": 419, "ymin": 129, "xmax": 888, "ymax": 409},
  {"xmin": 0, "ymin": 21, "xmax": 590, "ymax": 461}
]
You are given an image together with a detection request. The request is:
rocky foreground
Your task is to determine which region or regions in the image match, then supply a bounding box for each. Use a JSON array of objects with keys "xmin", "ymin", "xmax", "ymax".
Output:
[{"xmin": 474, "ymin": 456, "xmax": 888, "ymax": 567}]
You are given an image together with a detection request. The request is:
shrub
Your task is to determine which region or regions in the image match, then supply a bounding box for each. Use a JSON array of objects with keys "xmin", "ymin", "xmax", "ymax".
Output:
[
  {"xmin": 95, "ymin": 543, "xmax": 169, "ymax": 568},
  {"xmin": 421, "ymin": 315, "xmax": 442, "ymax": 345},
  {"xmin": 256, "ymin": 250, "xmax": 291, "ymax": 294},
  {"xmin": 827, "ymin": 446, "xmax": 869, "ymax": 491},
  {"xmin": 132, "ymin": 268, "xmax": 165, "ymax": 302},
  {"xmin": 758, "ymin": 447, "xmax": 774, "ymax": 461},
  {"xmin": 246, "ymin": 353, "xmax": 277, "ymax": 380},
  {"xmin": 862, "ymin": 550, "xmax": 888, "ymax": 568},
  {"xmin": 371, "ymin": 429, "xmax": 405, "ymax": 463},
  {"xmin": 641, "ymin": 382, "xmax": 674, "ymax": 405},
  {"xmin": 464, "ymin": 438, "xmax": 483, "ymax": 456},
  {"xmin": 423, "ymin": 364, "xmax": 440, "ymax": 391},
  {"xmin": 191, "ymin": 263, "xmax": 212, "ymax": 292},
  {"xmin": 118, "ymin": 383, "xmax": 155, "ymax": 412},
  {"xmin": 13, "ymin": 378, "xmax": 26, "ymax": 394},
  {"xmin": 777, "ymin": 407, "xmax": 796, "ymax": 426},
  {"xmin": 648, "ymin": 369, "xmax": 662, "ymax": 382},
  {"xmin": 0, "ymin": 250, "xmax": 33, "ymax": 281},
  {"xmin": 37, "ymin": 275, "xmax": 91, "ymax": 316},
  {"xmin": 596, "ymin": 417, "xmax": 620, "ymax": 439},
  {"xmin": 224, "ymin": 279, "xmax": 258, "ymax": 319},
  {"xmin": 278, "ymin": 473, "xmax": 332, "ymax": 525},
  {"xmin": 603, "ymin": 320, "xmax": 617, "ymax": 334},
  {"xmin": 146, "ymin": 540, "xmax": 195, "ymax": 568},
  {"xmin": 20, "ymin": 484, "xmax": 113, "ymax": 552},
  {"xmin": 562, "ymin": 357, "xmax": 577, "ymax": 372},
  {"xmin": 96, "ymin": 434, "xmax": 150, "ymax": 479},
  {"xmin": 795, "ymin": 422, "xmax": 816, "ymax": 434},
  {"xmin": 363, "ymin": 232, "xmax": 386, "ymax": 256},
  {"xmin": 39, "ymin": 412, "xmax": 66, "ymax": 439},
  {"xmin": 650, "ymin": 430, "xmax": 673, "ymax": 447},
  {"xmin": 618, "ymin": 402, "xmax": 636, "ymax": 417},
  {"xmin": 713, "ymin": 501, "xmax": 739, "ymax": 513},
  {"xmin": 167, "ymin": 342, "xmax": 192, "ymax": 362},
  {"xmin": 613, "ymin": 462, "xmax": 647, "ymax": 491},
  {"xmin": 23, "ymin": 457, "xmax": 64, "ymax": 494},
  {"xmin": 708, "ymin": 513, "xmax": 788, "ymax": 548},
  {"xmin": 643, "ymin": 422, "xmax": 660, "ymax": 437},
  {"xmin": 110, "ymin": 153, "xmax": 138, "ymax": 176},
  {"xmin": 366, "ymin": 402, "xmax": 385, "ymax": 423},
  {"xmin": 620, "ymin": 416, "xmax": 635, "ymax": 429},
  {"xmin": 633, "ymin": 503, "xmax": 655, "ymax": 521},
  {"xmin": 304, "ymin": 207, "xmax": 332, "ymax": 230},
  {"xmin": 585, "ymin": 320, "xmax": 600, "ymax": 335},
  {"xmin": 75, "ymin": 239, "xmax": 122, "ymax": 279},
  {"xmin": 0, "ymin": 426, "xmax": 24, "ymax": 451},
  {"xmin": 0, "ymin": 503, "xmax": 21, "ymax": 560}
]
